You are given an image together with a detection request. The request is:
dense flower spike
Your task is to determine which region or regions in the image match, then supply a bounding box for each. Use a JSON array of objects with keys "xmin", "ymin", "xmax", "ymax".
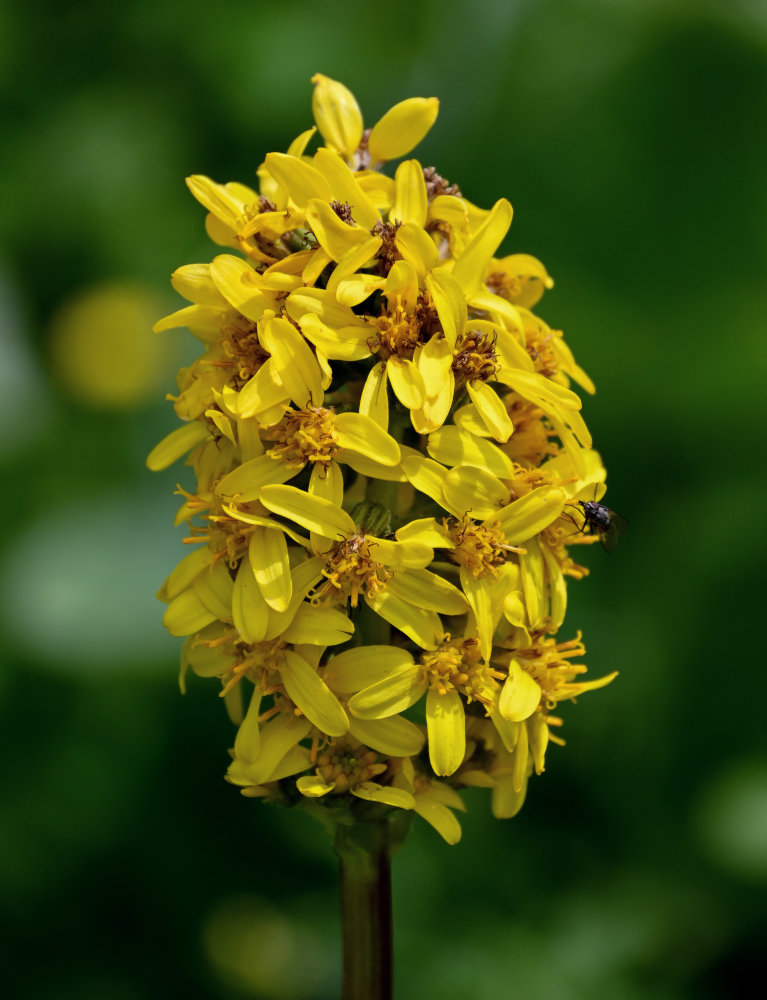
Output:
[{"xmin": 151, "ymin": 76, "xmax": 617, "ymax": 844}]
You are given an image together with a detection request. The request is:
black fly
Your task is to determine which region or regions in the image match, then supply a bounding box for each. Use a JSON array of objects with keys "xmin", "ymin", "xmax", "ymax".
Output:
[{"xmin": 576, "ymin": 500, "xmax": 628, "ymax": 553}]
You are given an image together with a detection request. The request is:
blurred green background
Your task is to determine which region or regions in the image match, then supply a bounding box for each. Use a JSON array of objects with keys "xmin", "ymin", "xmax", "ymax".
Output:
[{"xmin": 2, "ymin": 0, "xmax": 765, "ymax": 996}]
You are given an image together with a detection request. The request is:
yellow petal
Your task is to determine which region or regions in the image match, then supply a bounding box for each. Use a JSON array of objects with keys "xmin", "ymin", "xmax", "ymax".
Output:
[
  {"xmin": 262, "ymin": 556, "xmax": 325, "ymax": 641},
  {"xmin": 281, "ymin": 649, "xmax": 349, "ymax": 737},
  {"xmin": 305, "ymin": 198, "xmax": 369, "ymax": 261},
  {"xmin": 258, "ymin": 314, "xmax": 323, "ymax": 408},
  {"xmin": 186, "ymin": 174, "xmax": 244, "ymax": 229},
  {"xmin": 259, "ymin": 484, "xmax": 356, "ymax": 538},
  {"xmin": 384, "ymin": 259, "xmax": 419, "ymax": 313},
  {"xmin": 351, "ymin": 783, "xmax": 416, "ymax": 809},
  {"xmin": 394, "ymin": 517, "xmax": 453, "ymax": 549},
  {"xmin": 146, "ymin": 422, "xmax": 209, "ymax": 471},
  {"xmin": 162, "ymin": 590, "xmax": 216, "ymax": 637},
  {"xmin": 287, "ymin": 126, "xmax": 317, "ymax": 157},
  {"xmin": 429, "ymin": 194, "xmax": 469, "ymax": 233},
  {"xmin": 394, "ymin": 222, "xmax": 439, "ymax": 278},
  {"xmin": 368, "ymin": 97, "xmax": 439, "ymax": 163},
  {"xmin": 499, "ymin": 660, "xmax": 542, "ymax": 722},
  {"xmin": 387, "ymin": 569, "xmax": 468, "ymax": 615},
  {"xmin": 233, "ymin": 686, "xmax": 263, "ymax": 763},
  {"xmin": 298, "ymin": 313, "xmax": 372, "ymax": 362},
  {"xmin": 232, "ymin": 558, "xmax": 269, "ymax": 644},
  {"xmin": 280, "ymin": 603, "xmax": 354, "ymax": 645},
  {"xmin": 209, "ymin": 255, "xmax": 273, "ymax": 322},
  {"xmin": 249, "ymin": 527, "xmax": 291, "ymax": 612},
  {"xmin": 387, "ymin": 357, "xmax": 426, "ymax": 409},
  {"xmin": 391, "ymin": 159, "xmax": 428, "ymax": 227},
  {"xmin": 311, "ymin": 74, "xmax": 363, "ymax": 160},
  {"xmin": 491, "ymin": 487, "xmax": 565, "ymax": 545},
  {"xmin": 459, "ymin": 569, "xmax": 496, "ymax": 660},
  {"xmin": 364, "ymin": 591, "xmax": 443, "ymax": 649},
  {"xmin": 427, "ymin": 426, "xmax": 514, "ymax": 479},
  {"xmin": 339, "ymin": 451, "xmax": 407, "ymax": 482},
  {"xmin": 334, "ymin": 412, "xmax": 400, "ymax": 466},
  {"xmin": 491, "ymin": 773, "xmax": 527, "ymax": 819},
  {"xmin": 413, "ymin": 800, "xmax": 462, "ymax": 844},
  {"xmin": 327, "ymin": 235, "xmax": 383, "ymax": 298},
  {"xmin": 349, "ymin": 716, "xmax": 425, "ymax": 757},
  {"xmin": 442, "ymin": 465, "xmax": 509, "ymax": 520},
  {"xmin": 216, "ymin": 454, "xmax": 296, "ymax": 502},
  {"xmin": 227, "ymin": 713, "xmax": 312, "ymax": 786},
  {"xmin": 264, "ymin": 151, "xmax": 332, "ymax": 208},
  {"xmin": 313, "ymin": 147, "xmax": 380, "ymax": 228},
  {"xmin": 369, "ymin": 538, "xmax": 433, "ymax": 569},
  {"xmin": 519, "ymin": 537, "xmax": 544, "ymax": 628},
  {"xmin": 513, "ymin": 721, "xmax": 529, "ymax": 792},
  {"xmin": 349, "ymin": 664, "xmax": 426, "ymax": 719},
  {"xmin": 308, "ymin": 459, "xmax": 344, "ymax": 507},
  {"xmin": 296, "ymin": 775, "xmax": 336, "ymax": 797},
  {"xmin": 171, "ymin": 263, "xmax": 229, "ymax": 307},
  {"xmin": 360, "ymin": 361, "xmax": 389, "ymax": 430},
  {"xmin": 426, "ymin": 688, "xmax": 465, "ymax": 777},
  {"xmin": 323, "ymin": 646, "xmax": 415, "ymax": 695},
  {"xmin": 542, "ymin": 542, "xmax": 567, "ymax": 631},
  {"xmin": 452, "ymin": 198, "xmax": 513, "ymax": 298},
  {"xmin": 399, "ymin": 447, "xmax": 450, "ymax": 507},
  {"xmin": 466, "ymin": 380, "xmax": 513, "ymax": 443},
  {"xmin": 499, "ymin": 366, "xmax": 581, "ymax": 412},
  {"xmin": 158, "ymin": 546, "xmax": 213, "ymax": 602},
  {"xmin": 236, "ymin": 358, "xmax": 290, "ymax": 420},
  {"xmin": 424, "ymin": 270, "xmax": 466, "ymax": 349},
  {"xmin": 192, "ymin": 560, "xmax": 234, "ymax": 620}
]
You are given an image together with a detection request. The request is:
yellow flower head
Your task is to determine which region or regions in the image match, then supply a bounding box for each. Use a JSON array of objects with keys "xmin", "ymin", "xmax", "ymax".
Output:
[{"xmin": 150, "ymin": 76, "xmax": 619, "ymax": 844}]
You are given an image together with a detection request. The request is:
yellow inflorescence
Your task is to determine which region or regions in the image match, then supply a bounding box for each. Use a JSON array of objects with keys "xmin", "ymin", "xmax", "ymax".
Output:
[{"xmin": 150, "ymin": 75, "xmax": 617, "ymax": 845}]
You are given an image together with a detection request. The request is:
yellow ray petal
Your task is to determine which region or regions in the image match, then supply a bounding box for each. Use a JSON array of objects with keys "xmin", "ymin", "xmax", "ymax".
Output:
[
  {"xmin": 349, "ymin": 716, "xmax": 425, "ymax": 757},
  {"xmin": 162, "ymin": 589, "xmax": 216, "ymax": 637},
  {"xmin": 236, "ymin": 358, "xmax": 290, "ymax": 420},
  {"xmin": 280, "ymin": 603, "xmax": 354, "ymax": 645},
  {"xmin": 305, "ymin": 198, "xmax": 370, "ymax": 261},
  {"xmin": 499, "ymin": 660, "xmax": 542, "ymax": 722},
  {"xmin": 297, "ymin": 775, "xmax": 336, "ymax": 797},
  {"xmin": 334, "ymin": 412, "xmax": 400, "ymax": 466},
  {"xmin": 259, "ymin": 484, "xmax": 356, "ymax": 538},
  {"xmin": 158, "ymin": 546, "xmax": 214, "ymax": 602},
  {"xmin": 368, "ymin": 97, "xmax": 439, "ymax": 163},
  {"xmin": 171, "ymin": 263, "xmax": 230, "ymax": 307},
  {"xmin": 264, "ymin": 151, "xmax": 332, "ymax": 208},
  {"xmin": 499, "ymin": 367, "xmax": 581, "ymax": 412},
  {"xmin": 413, "ymin": 800, "xmax": 462, "ymax": 844},
  {"xmin": 394, "ymin": 517, "xmax": 453, "ymax": 549},
  {"xmin": 360, "ymin": 361, "xmax": 389, "ymax": 430},
  {"xmin": 391, "ymin": 159, "xmax": 428, "ymax": 227},
  {"xmin": 298, "ymin": 312, "xmax": 372, "ymax": 362},
  {"xmin": 491, "ymin": 773, "xmax": 528, "ymax": 819},
  {"xmin": 399, "ymin": 447, "xmax": 450, "ymax": 507},
  {"xmin": 311, "ymin": 74, "xmax": 363, "ymax": 160},
  {"xmin": 233, "ymin": 686, "xmax": 263, "ymax": 764},
  {"xmin": 227, "ymin": 713, "xmax": 312, "ymax": 787},
  {"xmin": 262, "ymin": 557, "xmax": 325, "ymax": 641},
  {"xmin": 323, "ymin": 646, "xmax": 415, "ymax": 695},
  {"xmin": 192, "ymin": 560, "xmax": 234, "ymax": 620},
  {"xmin": 424, "ymin": 269, "xmax": 466, "ymax": 348},
  {"xmin": 258, "ymin": 314, "xmax": 323, "ymax": 408},
  {"xmin": 249, "ymin": 527, "xmax": 291, "ymax": 612},
  {"xmin": 208, "ymin": 255, "xmax": 273, "ymax": 322},
  {"xmin": 459, "ymin": 568, "xmax": 496, "ymax": 660},
  {"xmin": 369, "ymin": 538, "xmax": 433, "ymax": 569},
  {"xmin": 513, "ymin": 721, "xmax": 529, "ymax": 792},
  {"xmin": 466, "ymin": 380, "xmax": 513, "ymax": 443},
  {"xmin": 364, "ymin": 591, "xmax": 443, "ymax": 649},
  {"xmin": 387, "ymin": 569, "xmax": 468, "ymax": 615},
  {"xmin": 490, "ymin": 487, "xmax": 565, "ymax": 545},
  {"xmin": 313, "ymin": 147, "xmax": 380, "ymax": 228},
  {"xmin": 443, "ymin": 465, "xmax": 509, "ymax": 520},
  {"xmin": 339, "ymin": 450, "xmax": 407, "ymax": 482},
  {"xmin": 384, "ymin": 258, "xmax": 419, "ymax": 312},
  {"xmin": 281, "ymin": 649, "xmax": 349, "ymax": 737},
  {"xmin": 216, "ymin": 454, "xmax": 297, "ymax": 502},
  {"xmin": 327, "ymin": 235, "xmax": 383, "ymax": 298},
  {"xmin": 427, "ymin": 426, "xmax": 515, "ymax": 479},
  {"xmin": 186, "ymin": 174, "xmax": 244, "ymax": 229},
  {"xmin": 426, "ymin": 688, "xmax": 465, "ymax": 777},
  {"xmin": 386, "ymin": 357, "xmax": 426, "ymax": 410},
  {"xmin": 394, "ymin": 222, "xmax": 439, "ymax": 278},
  {"xmin": 232, "ymin": 558, "xmax": 269, "ymax": 644},
  {"xmin": 452, "ymin": 198, "xmax": 513, "ymax": 298},
  {"xmin": 349, "ymin": 664, "xmax": 426, "ymax": 719},
  {"xmin": 351, "ymin": 783, "xmax": 416, "ymax": 810},
  {"xmin": 308, "ymin": 459, "xmax": 344, "ymax": 507},
  {"xmin": 146, "ymin": 422, "xmax": 209, "ymax": 471}
]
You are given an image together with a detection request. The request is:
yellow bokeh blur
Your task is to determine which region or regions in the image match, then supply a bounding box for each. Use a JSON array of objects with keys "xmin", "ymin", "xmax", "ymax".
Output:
[{"xmin": 49, "ymin": 282, "xmax": 175, "ymax": 408}]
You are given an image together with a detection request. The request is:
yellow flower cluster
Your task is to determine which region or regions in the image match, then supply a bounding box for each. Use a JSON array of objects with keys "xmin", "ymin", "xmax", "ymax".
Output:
[{"xmin": 150, "ymin": 75, "xmax": 617, "ymax": 845}]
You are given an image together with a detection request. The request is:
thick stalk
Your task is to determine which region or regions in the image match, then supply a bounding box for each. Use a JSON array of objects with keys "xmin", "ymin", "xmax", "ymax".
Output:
[{"xmin": 335, "ymin": 821, "xmax": 393, "ymax": 1000}]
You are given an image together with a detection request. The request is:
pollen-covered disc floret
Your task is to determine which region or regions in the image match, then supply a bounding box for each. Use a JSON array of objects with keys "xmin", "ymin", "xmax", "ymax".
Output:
[{"xmin": 149, "ymin": 74, "xmax": 618, "ymax": 845}]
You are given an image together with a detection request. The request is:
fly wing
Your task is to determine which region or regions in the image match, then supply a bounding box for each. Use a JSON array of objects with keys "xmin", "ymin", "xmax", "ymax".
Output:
[{"xmin": 599, "ymin": 511, "xmax": 628, "ymax": 552}]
